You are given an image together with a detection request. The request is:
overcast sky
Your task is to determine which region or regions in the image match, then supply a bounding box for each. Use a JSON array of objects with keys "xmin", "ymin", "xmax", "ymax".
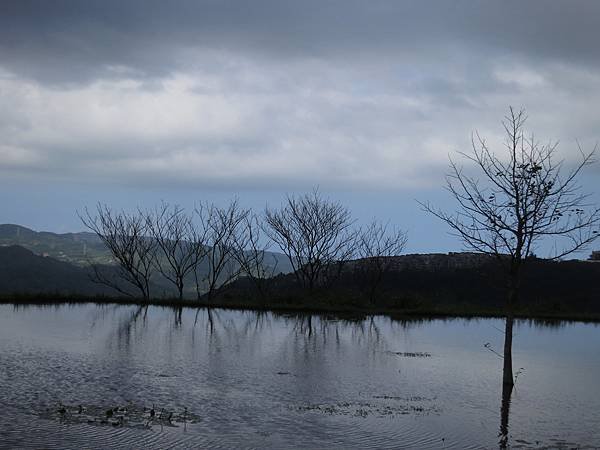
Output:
[{"xmin": 1, "ymin": 0, "xmax": 599, "ymax": 255}]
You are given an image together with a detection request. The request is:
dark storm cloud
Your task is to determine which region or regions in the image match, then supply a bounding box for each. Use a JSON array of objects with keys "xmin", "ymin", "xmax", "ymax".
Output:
[{"xmin": 2, "ymin": 0, "xmax": 600, "ymax": 85}]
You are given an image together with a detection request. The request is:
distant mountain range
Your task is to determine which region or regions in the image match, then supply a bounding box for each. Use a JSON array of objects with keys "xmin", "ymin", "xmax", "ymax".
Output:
[
  {"xmin": 0, "ymin": 224, "xmax": 113, "ymax": 266},
  {"xmin": 0, "ymin": 245, "xmax": 117, "ymax": 295},
  {"xmin": 0, "ymin": 223, "xmax": 293, "ymax": 297},
  {"xmin": 0, "ymin": 223, "xmax": 293, "ymax": 271},
  {"xmin": 1, "ymin": 224, "xmax": 598, "ymax": 308}
]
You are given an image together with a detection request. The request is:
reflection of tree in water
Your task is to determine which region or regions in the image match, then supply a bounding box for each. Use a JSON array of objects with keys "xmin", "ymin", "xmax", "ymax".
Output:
[
  {"xmin": 240, "ymin": 310, "xmax": 272, "ymax": 338},
  {"xmin": 493, "ymin": 317, "xmax": 567, "ymax": 448},
  {"xmin": 98, "ymin": 306, "xmax": 563, "ymax": 448},
  {"xmin": 522, "ymin": 318, "xmax": 568, "ymax": 330},
  {"xmin": 30, "ymin": 304, "xmax": 589, "ymax": 448},
  {"xmin": 102, "ymin": 306, "xmax": 558, "ymax": 449},
  {"xmin": 173, "ymin": 306, "xmax": 183, "ymax": 328},
  {"xmin": 273, "ymin": 313, "xmax": 397, "ymax": 351},
  {"xmin": 189, "ymin": 307, "xmax": 260, "ymax": 353},
  {"xmin": 189, "ymin": 308, "xmax": 274, "ymax": 342},
  {"xmin": 182, "ymin": 309, "xmax": 443, "ymax": 353},
  {"xmin": 179, "ymin": 308, "xmax": 400, "ymax": 354},
  {"xmin": 499, "ymin": 382, "xmax": 512, "ymax": 449},
  {"xmin": 192, "ymin": 306, "xmax": 221, "ymax": 335},
  {"xmin": 190, "ymin": 307, "xmax": 219, "ymax": 342},
  {"xmin": 115, "ymin": 305, "xmax": 148, "ymax": 350}
]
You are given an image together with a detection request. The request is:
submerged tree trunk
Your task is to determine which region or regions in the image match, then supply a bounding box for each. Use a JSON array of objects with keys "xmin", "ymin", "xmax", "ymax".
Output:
[
  {"xmin": 501, "ymin": 267, "xmax": 517, "ymax": 445},
  {"xmin": 503, "ymin": 264, "xmax": 519, "ymax": 387},
  {"xmin": 502, "ymin": 314, "xmax": 514, "ymax": 386}
]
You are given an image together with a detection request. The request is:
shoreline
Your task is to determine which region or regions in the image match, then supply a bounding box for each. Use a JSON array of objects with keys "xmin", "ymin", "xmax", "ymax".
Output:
[{"xmin": 2, "ymin": 294, "xmax": 599, "ymax": 324}]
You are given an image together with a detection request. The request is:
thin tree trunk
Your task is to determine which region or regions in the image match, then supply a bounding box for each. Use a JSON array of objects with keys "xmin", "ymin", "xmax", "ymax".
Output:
[
  {"xmin": 502, "ymin": 313, "xmax": 514, "ymax": 386},
  {"xmin": 501, "ymin": 266, "xmax": 517, "ymax": 445},
  {"xmin": 194, "ymin": 269, "xmax": 202, "ymax": 302},
  {"xmin": 503, "ymin": 266, "xmax": 519, "ymax": 387}
]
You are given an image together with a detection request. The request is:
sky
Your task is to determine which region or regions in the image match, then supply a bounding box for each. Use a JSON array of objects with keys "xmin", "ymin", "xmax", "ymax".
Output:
[{"xmin": 1, "ymin": 0, "xmax": 599, "ymax": 256}]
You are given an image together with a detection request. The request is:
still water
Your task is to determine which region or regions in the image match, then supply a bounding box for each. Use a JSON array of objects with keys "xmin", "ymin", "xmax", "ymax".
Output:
[{"xmin": 0, "ymin": 304, "xmax": 599, "ymax": 449}]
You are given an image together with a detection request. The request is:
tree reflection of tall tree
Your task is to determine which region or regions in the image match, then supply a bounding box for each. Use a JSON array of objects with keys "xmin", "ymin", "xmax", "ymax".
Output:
[{"xmin": 498, "ymin": 380, "xmax": 512, "ymax": 449}]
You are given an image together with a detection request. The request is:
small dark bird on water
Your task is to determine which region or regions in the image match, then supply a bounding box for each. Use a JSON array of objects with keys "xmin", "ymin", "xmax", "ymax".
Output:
[
  {"xmin": 150, "ymin": 405, "xmax": 155, "ymax": 418},
  {"xmin": 112, "ymin": 416, "xmax": 124, "ymax": 427}
]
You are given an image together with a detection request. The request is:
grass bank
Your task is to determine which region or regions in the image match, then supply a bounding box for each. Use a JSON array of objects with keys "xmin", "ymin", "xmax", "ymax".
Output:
[{"xmin": 2, "ymin": 292, "xmax": 600, "ymax": 324}]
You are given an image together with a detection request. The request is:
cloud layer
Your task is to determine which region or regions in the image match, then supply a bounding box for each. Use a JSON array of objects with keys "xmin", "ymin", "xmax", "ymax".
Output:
[{"xmin": 2, "ymin": 1, "xmax": 600, "ymax": 190}]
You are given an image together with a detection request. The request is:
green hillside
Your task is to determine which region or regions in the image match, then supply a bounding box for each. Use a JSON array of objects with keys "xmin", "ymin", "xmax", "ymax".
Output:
[
  {"xmin": 0, "ymin": 223, "xmax": 294, "ymax": 282},
  {"xmin": 0, "ymin": 224, "xmax": 113, "ymax": 266}
]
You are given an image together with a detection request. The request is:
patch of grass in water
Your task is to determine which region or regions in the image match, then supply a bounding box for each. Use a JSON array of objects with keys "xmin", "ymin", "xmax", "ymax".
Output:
[
  {"xmin": 38, "ymin": 402, "xmax": 200, "ymax": 430},
  {"xmin": 291, "ymin": 398, "xmax": 440, "ymax": 418}
]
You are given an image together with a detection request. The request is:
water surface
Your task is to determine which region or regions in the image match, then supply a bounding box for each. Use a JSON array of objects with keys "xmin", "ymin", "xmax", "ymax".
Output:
[{"xmin": 0, "ymin": 304, "xmax": 599, "ymax": 449}]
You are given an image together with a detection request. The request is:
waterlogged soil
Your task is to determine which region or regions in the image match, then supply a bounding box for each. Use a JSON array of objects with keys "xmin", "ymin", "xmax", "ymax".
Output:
[{"xmin": 1, "ymin": 304, "xmax": 600, "ymax": 449}]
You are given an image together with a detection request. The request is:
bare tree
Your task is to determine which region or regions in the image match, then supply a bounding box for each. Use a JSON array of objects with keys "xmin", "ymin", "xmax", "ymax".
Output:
[
  {"xmin": 232, "ymin": 212, "xmax": 279, "ymax": 300},
  {"xmin": 195, "ymin": 199, "xmax": 249, "ymax": 301},
  {"xmin": 355, "ymin": 220, "xmax": 407, "ymax": 304},
  {"xmin": 79, "ymin": 204, "xmax": 158, "ymax": 300},
  {"xmin": 265, "ymin": 189, "xmax": 356, "ymax": 294},
  {"xmin": 146, "ymin": 202, "xmax": 206, "ymax": 301},
  {"xmin": 421, "ymin": 107, "xmax": 600, "ymax": 388}
]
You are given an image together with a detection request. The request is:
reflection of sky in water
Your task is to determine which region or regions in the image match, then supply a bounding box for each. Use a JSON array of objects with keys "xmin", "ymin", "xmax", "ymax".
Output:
[{"xmin": 0, "ymin": 304, "xmax": 599, "ymax": 449}]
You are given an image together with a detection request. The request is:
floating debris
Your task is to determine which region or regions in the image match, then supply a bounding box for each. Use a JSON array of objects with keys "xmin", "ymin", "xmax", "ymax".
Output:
[
  {"xmin": 388, "ymin": 351, "xmax": 432, "ymax": 358},
  {"xmin": 38, "ymin": 403, "xmax": 201, "ymax": 430},
  {"xmin": 372, "ymin": 395, "xmax": 434, "ymax": 402}
]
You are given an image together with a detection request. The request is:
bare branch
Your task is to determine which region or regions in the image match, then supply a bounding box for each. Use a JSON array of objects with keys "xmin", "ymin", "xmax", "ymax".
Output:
[
  {"xmin": 264, "ymin": 188, "xmax": 357, "ymax": 293},
  {"xmin": 78, "ymin": 204, "xmax": 158, "ymax": 300},
  {"xmin": 353, "ymin": 220, "xmax": 407, "ymax": 303},
  {"xmin": 420, "ymin": 107, "xmax": 600, "ymax": 301}
]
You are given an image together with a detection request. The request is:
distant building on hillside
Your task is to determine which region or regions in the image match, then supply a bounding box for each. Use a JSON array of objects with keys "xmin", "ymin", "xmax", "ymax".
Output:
[{"xmin": 589, "ymin": 251, "xmax": 600, "ymax": 261}]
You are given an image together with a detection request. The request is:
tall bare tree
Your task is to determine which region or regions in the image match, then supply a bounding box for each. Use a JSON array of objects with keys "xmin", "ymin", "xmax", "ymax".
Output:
[
  {"xmin": 195, "ymin": 199, "xmax": 249, "ymax": 301},
  {"xmin": 421, "ymin": 107, "xmax": 600, "ymax": 388},
  {"xmin": 146, "ymin": 202, "xmax": 206, "ymax": 301},
  {"xmin": 265, "ymin": 189, "xmax": 356, "ymax": 294},
  {"xmin": 79, "ymin": 204, "xmax": 158, "ymax": 300},
  {"xmin": 355, "ymin": 220, "xmax": 407, "ymax": 304}
]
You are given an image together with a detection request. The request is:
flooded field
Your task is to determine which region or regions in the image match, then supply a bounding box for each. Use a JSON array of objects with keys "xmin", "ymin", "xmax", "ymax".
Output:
[{"xmin": 0, "ymin": 304, "xmax": 599, "ymax": 449}]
